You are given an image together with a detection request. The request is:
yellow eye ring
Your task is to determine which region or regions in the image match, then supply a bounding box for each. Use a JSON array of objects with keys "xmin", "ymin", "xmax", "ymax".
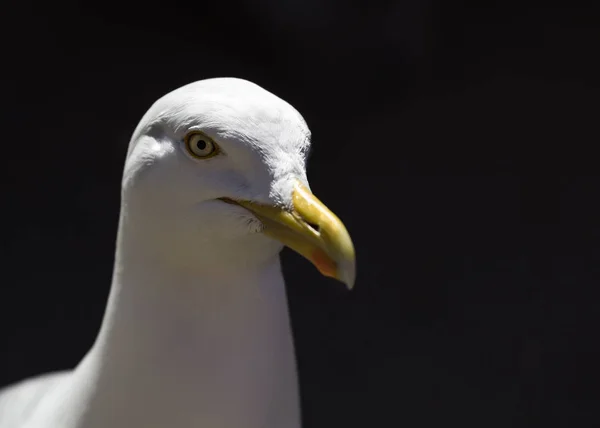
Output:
[{"xmin": 184, "ymin": 131, "xmax": 220, "ymax": 159}]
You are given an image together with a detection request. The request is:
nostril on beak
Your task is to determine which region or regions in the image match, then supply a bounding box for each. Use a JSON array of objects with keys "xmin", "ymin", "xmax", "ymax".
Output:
[{"xmin": 305, "ymin": 221, "xmax": 320, "ymax": 233}]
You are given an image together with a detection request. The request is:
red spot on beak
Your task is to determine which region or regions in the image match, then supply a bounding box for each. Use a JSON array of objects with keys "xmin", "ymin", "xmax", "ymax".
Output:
[{"xmin": 311, "ymin": 249, "xmax": 337, "ymax": 278}]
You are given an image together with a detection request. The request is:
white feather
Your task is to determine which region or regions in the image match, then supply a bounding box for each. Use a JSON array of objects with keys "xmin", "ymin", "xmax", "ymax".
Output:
[{"xmin": 0, "ymin": 77, "xmax": 312, "ymax": 428}]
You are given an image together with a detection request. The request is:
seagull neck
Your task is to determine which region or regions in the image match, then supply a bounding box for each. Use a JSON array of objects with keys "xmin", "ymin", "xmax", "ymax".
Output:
[{"xmin": 77, "ymin": 225, "xmax": 301, "ymax": 428}]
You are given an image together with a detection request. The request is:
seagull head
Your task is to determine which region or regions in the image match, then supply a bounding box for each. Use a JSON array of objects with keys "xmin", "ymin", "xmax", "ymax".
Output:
[{"xmin": 121, "ymin": 78, "xmax": 355, "ymax": 288}]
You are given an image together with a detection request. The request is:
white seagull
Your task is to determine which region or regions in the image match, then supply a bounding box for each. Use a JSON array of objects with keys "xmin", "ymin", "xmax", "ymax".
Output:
[{"xmin": 0, "ymin": 78, "xmax": 355, "ymax": 428}]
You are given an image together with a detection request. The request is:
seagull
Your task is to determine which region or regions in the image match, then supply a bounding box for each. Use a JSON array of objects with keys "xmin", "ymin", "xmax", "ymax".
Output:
[{"xmin": 0, "ymin": 78, "xmax": 355, "ymax": 428}]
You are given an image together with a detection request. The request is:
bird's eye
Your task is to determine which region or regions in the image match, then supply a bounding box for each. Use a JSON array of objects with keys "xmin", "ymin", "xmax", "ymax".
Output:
[{"xmin": 184, "ymin": 132, "xmax": 219, "ymax": 159}]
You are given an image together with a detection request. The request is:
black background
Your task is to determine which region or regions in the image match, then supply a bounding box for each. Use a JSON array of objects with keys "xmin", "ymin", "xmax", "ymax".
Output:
[{"xmin": 1, "ymin": 1, "xmax": 599, "ymax": 427}]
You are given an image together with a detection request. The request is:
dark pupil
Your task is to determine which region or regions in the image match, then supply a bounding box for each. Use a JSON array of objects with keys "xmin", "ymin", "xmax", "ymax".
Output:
[
  {"xmin": 196, "ymin": 140, "xmax": 207, "ymax": 151},
  {"xmin": 196, "ymin": 140, "xmax": 206, "ymax": 150}
]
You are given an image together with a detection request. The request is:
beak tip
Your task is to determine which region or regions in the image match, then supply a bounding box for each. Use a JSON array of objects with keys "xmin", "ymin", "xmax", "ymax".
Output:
[{"xmin": 338, "ymin": 260, "xmax": 356, "ymax": 290}]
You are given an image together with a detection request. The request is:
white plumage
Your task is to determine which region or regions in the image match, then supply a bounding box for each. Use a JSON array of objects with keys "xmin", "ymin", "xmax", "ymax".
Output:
[{"xmin": 0, "ymin": 78, "xmax": 354, "ymax": 428}]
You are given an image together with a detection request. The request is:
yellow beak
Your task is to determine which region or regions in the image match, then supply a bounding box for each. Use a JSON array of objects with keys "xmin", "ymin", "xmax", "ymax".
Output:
[{"xmin": 221, "ymin": 182, "xmax": 356, "ymax": 289}]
